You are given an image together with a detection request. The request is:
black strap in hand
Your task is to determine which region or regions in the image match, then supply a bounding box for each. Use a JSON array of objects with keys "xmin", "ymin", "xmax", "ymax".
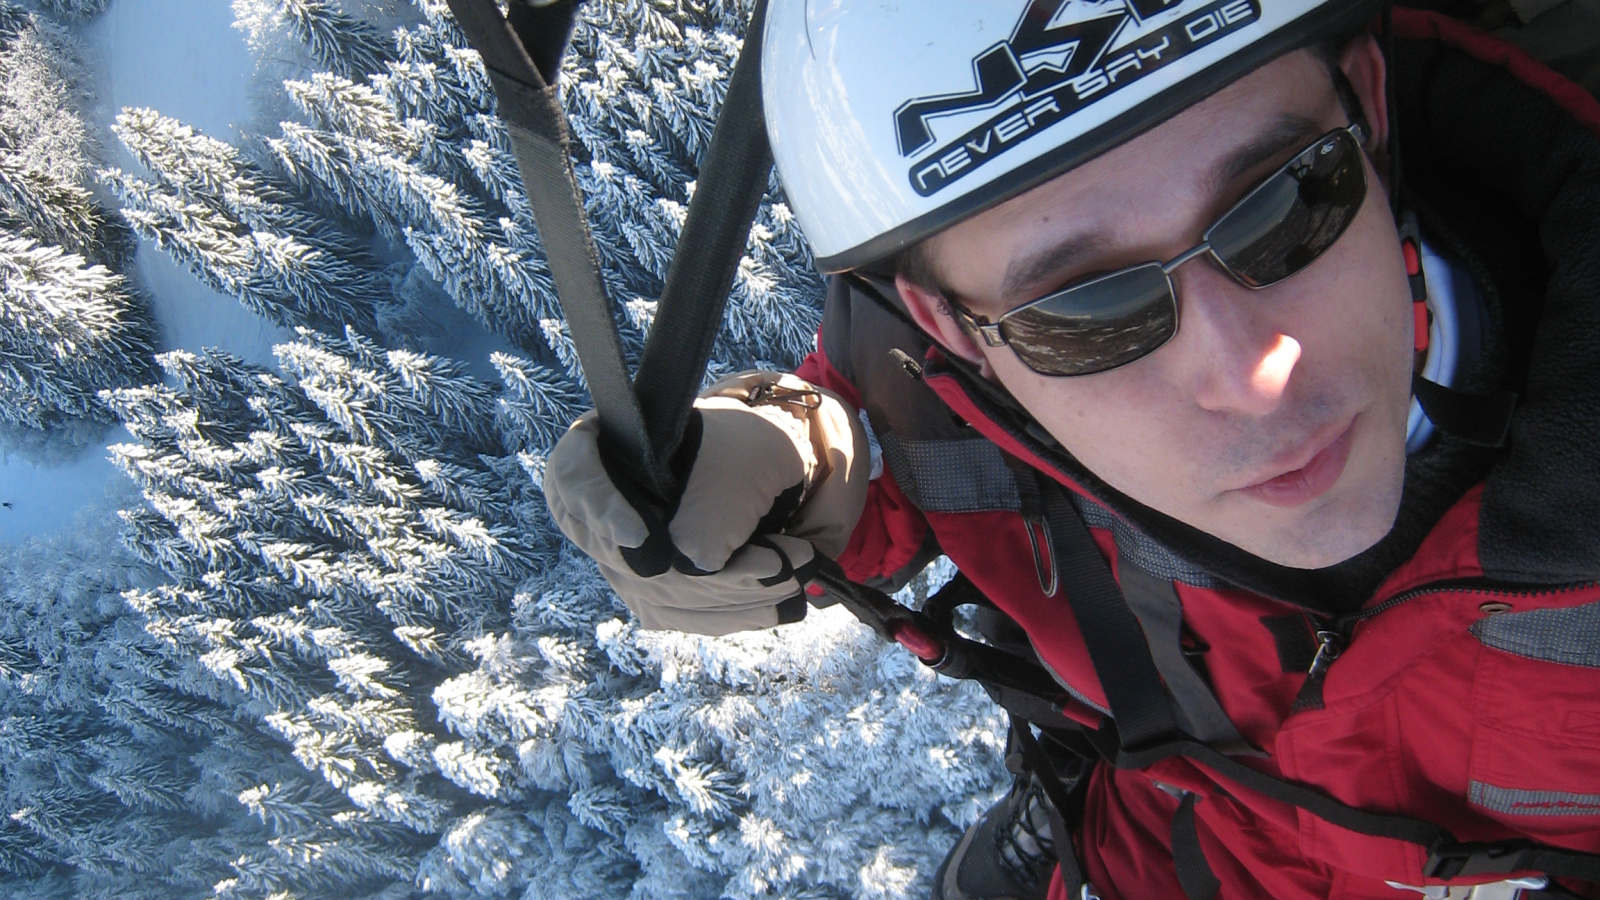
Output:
[{"xmin": 447, "ymin": 0, "xmax": 664, "ymax": 496}]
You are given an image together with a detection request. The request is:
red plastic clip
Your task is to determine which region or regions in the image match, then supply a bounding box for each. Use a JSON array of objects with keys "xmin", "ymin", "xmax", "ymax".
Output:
[
  {"xmin": 804, "ymin": 582, "xmax": 825, "ymax": 597},
  {"xmin": 1402, "ymin": 238, "xmax": 1421, "ymax": 277},
  {"xmin": 890, "ymin": 620, "xmax": 945, "ymax": 663}
]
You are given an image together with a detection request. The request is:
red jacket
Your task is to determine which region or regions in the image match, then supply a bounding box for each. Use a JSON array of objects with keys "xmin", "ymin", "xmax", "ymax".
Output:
[{"xmin": 795, "ymin": 12, "xmax": 1600, "ymax": 900}]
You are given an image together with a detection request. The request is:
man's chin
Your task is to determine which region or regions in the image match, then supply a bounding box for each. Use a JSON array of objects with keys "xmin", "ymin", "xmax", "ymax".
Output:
[{"xmin": 1228, "ymin": 492, "xmax": 1402, "ymax": 570}]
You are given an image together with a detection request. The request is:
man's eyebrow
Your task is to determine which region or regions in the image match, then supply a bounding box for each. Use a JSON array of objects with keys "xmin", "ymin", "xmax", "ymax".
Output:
[
  {"xmin": 999, "ymin": 232, "xmax": 1113, "ymax": 303},
  {"xmin": 1206, "ymin": 113, "xmax": 1325, "ymax": 196}
]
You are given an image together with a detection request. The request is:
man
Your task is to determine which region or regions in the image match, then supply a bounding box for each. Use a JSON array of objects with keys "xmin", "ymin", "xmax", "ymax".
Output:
[{"xmin": 545, "ymin": 1, "xmax": 1600, "ymax": 898}]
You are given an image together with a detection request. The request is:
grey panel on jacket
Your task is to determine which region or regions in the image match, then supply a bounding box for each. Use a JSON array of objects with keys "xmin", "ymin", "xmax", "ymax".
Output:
[
  {"xmin": 878, "ymin": 432, "xmax": 1021, "ymax": 514},
  {"xmin": 1073, "ymin": 495, "xmax": 1223, "ymax": 589},
  {"xmin": 1470, "ymin": 601, "xmax": 1600, "ymax": 667}
]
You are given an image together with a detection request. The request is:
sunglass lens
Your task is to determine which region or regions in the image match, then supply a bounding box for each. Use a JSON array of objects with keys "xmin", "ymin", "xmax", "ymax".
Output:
[
  {"xmin": 1207, "ymin": 129, "xmax": 1367, "ymax": 288},
  {"xmin": 1000, "ymin": 264, "xmax": 1177, "ymax": 376}
]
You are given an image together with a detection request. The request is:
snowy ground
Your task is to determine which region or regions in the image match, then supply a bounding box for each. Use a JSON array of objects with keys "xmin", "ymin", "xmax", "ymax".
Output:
[{"xmin": 0, "ymin": 0, "xmax": 278, "ymax": 545}]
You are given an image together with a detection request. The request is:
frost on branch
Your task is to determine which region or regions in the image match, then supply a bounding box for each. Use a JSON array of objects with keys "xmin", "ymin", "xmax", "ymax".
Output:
[
  {"xmin": 0, "ymin": 5, "xmax": 153, "ymax": 459},
  {"xmin": 0, "ymin": 0, "xmax": 1015, "ymax": 897}
]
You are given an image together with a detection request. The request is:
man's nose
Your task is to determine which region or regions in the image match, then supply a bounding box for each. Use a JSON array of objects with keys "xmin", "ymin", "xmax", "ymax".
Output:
[{"xmin": 1170, "ymin": 259, "xmax": 1301, "ymax": 416}]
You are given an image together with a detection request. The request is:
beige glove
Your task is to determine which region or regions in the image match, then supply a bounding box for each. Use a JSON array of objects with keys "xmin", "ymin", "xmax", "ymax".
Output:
[{"xmin": 544, "ymin": 370, "xmax": 871, "ymax": 635}]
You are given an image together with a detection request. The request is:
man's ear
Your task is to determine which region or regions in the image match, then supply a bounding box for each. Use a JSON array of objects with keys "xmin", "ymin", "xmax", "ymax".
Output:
[
  {"xmin": 1340, "ymin": 33, "xmax": 1391, "ymax": 177},
  {"xmin": 895, "ymin": 274, "xmax": 991, "ymax": 371}
]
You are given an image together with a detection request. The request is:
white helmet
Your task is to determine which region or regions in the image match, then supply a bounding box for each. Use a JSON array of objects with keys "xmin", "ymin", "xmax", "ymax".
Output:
[{"xmin": 761, "ymin": 0, "xmax": 1383, "ymax": 272}]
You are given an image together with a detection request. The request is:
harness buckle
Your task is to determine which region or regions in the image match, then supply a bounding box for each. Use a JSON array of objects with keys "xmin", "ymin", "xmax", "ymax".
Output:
[
  {"xmin": 744, "ymin": 381, "xmax": 822, "ymax": 410},
  {"xmin": 1424, "ymin": 840, "xmax": 1535, "ymax": 879}
]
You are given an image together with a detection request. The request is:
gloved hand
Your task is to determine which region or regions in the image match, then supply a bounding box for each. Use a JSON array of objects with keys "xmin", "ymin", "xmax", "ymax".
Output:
[{"xmin": 544, "ymin": 370, "xmax": 872, "ymax": 635}]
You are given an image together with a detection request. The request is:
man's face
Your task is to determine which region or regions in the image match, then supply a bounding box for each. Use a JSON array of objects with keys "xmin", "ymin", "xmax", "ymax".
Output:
[{"xmin": 900, "ymin": 46, "xmax": 1414, "ymax": 569}]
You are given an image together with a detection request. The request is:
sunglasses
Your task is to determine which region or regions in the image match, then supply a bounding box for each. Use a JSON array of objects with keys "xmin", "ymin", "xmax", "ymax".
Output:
[{"xmin": 951, "ymin": 122, "xmax": 1371, "ymax": 377}]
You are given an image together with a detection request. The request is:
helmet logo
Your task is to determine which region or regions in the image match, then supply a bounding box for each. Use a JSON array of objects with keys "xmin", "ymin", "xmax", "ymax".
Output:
[{"xmin": 895, "ymin": 0, "xmax": 1260, "ymax": 197}]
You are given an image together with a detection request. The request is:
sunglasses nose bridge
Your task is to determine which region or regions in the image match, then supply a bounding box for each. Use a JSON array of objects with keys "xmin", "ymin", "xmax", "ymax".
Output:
[
  {"xmin": 1165, "ymin": 239, "xmax": 1270, "ymax": 294},
  {"xmin": 1162, "ymin": 241, "xmax": 1215, "ymax": 276}
]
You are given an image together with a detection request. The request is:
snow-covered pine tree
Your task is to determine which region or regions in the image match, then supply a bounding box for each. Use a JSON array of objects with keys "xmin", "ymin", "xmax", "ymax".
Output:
[
  {"xmin": 0, "ymin": 234, "xmax": 154, "ymax": 437},
  {"xmin": 104, "ymin": 336, "xmax": 556, "ymax": 897},
  {"xmin": 270, "ymin": 0, "xmax": 394, "ymax": 81},
  {"xmin": 25, "ymin": 0, "xmax": 111, "ymax": 24},
  {"xmin": 104, "ymin": 108, "xmax": 388, "ymax": 336},
  {"xmin": 556, "ymin": 5, "xmax": 826, "ymax": 367},
  {"xmin": 0, "ymin": 4, "xmax": 133, "ymax": 267},
  {"xmin": 76, "ymin": 1, "xmax": 1009, "ymax": 897},
  {"xmin": 0, "ymin": 2, "xmax": 153, "ymax": 457},
  {"xmin": 232, "ymin": 0, "xmax": 404, "ymax": 83},
  {"xmin": 0, "ymin": 492, "xmax": 288, "ymax": 900}
]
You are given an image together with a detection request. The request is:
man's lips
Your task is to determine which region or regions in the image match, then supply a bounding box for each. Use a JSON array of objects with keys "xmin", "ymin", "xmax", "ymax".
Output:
[{"xmin": 1236, "ymin": 419, "xmax": 1356, "ymax": 508}]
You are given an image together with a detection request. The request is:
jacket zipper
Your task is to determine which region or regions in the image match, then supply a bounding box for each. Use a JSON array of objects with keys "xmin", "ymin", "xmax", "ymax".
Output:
[
  {"xmin": 1292, "ymin": 579, "xmax": 1596, "ymax": 711},
  {"xmin": 1307, "ymin": 628, "xmax": 1343, "ymax": 679},
  {"xmin": 1336, "ymin": 578, "xmax": 1598, "ymax": 632}
]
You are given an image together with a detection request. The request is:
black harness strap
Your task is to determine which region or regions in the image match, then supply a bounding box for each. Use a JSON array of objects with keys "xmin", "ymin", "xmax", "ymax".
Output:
[
  {"xmin": 1040, "ymin": 479, "xmax": 1234, "ymax": 897},
  {"xmin": 1412, "ymin": 372, "xmax": 1518, "ymax": 449},
  {"xmin": 1040, "ymin": 481, "xmax": 1180, "ymax": 751},
  {"xmin": 450, "ymin": 0, "xmax": 779, "ymax": 502},
  {"xmin": 1013, "ymin": 716, "xmax": 1088, "ymax": 898},
  {"xmin": 1171, "ymin": 792, "xmax": 1221, "ymax": 900},
  {"xmin": 632, "ymin": 0, "xmax": 774, "ymax": 477},
  {"xmin": 1116, "ymin": 548, "xmax": 1246, "ymax": 749},
  {"xmin": 503, "ymin": 0, "xmax": 579, "ymax": 85},
  {"xmin": 1115, "ymin": 731, "xmax": 1600, "ymax": 886},
  {"xmin": 446, "ymin": 0, "xmax": 663, "ymax": 494}
]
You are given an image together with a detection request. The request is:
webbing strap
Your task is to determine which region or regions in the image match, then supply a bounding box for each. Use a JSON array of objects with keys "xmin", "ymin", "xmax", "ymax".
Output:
[
  {"xmin": 1122, "ymin": 735, "xmax": 1600, "ymax": 883},
  {"xmin": 1116, "ymin": 550, "xmax": 1245, "ymax": 748},
  {"xmin": 1412, "ymin": 373, "xmax": 1518, "ymax": 449},
  {"xmin": 982, "ymin": 682, "xmax": 1088, "ymax": 735},
  {"xmin": 1041, "ymin": 481, "xmax": 1179, "ymax": 750},
  {"xmin": 446, "ymin": 0, "xmax": 662, "ymax": 493},
  {"xmin": 632, "ymin": 0, "xmax": 774, "ymax": 475},
  {"xmin": 1171, "ymin": 793, "xmax": 1220, "ymax": 900},
  {"xmin": 1500, "ymin": 846, "xmax": 1600, "ymax": 885},
  {"xmin": 1121, "ymin": 738, "xmax": 1444, "ymax": 847},
  {"xmin": 504, "ymin": 0, "xmax": 579, "ymax": 85}
]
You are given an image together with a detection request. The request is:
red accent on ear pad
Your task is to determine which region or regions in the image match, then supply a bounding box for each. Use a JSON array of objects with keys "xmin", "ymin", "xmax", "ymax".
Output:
[
  {"xmin": 1402, "ymin": 238, "xmax": 1421, "ymax": 276},
  {"xmin": 1414, "ymin": 301, "xmax": 1430, "ymax": 353}
]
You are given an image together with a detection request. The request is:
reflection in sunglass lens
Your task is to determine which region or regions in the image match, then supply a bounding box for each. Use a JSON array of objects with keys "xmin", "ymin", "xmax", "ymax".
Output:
[
  {"xmin": 987, "ymin": 128, "xmax": 1367, "ymax": 378},
  {"xmin": 1207, "ymin": 129, "xmax": 1367, "ymax": 288},
  {"xmin": 1000, "ymin": 263, "xmax": 1176, "ymax": 376}
]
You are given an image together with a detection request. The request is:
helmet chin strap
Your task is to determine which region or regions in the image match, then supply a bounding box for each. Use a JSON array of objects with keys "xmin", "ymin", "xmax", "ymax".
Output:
[{"xmin": 1370, "ymin": 2, "xmax": 1513, "ymax": 450}]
